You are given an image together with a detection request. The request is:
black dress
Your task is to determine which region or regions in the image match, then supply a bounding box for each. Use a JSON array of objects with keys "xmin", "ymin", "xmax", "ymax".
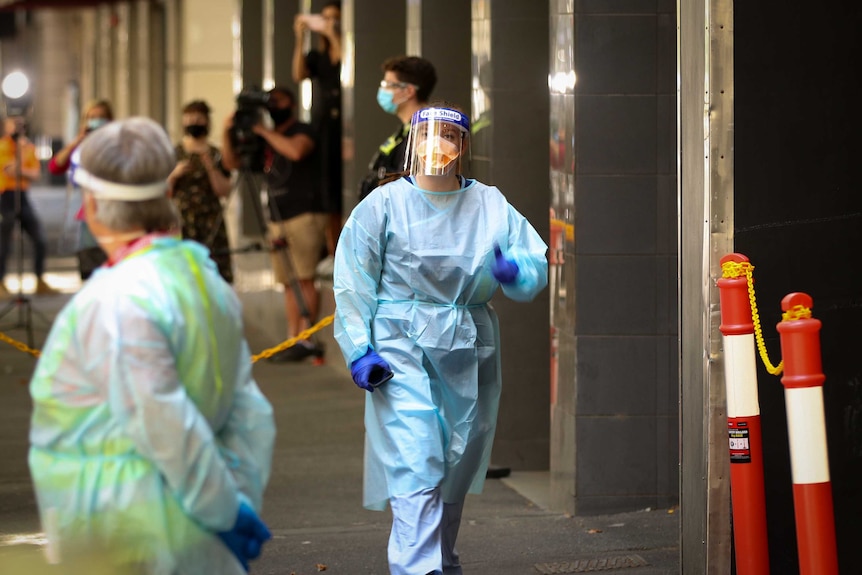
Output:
[{"xmin": 305, "ymin": 49, "xmax": 343, "ymax": 216}]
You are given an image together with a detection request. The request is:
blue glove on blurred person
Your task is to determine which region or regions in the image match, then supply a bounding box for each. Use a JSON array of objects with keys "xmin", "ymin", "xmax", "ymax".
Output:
[
  {"xmin": 218, "ymin": 502, "xmax": 272, "ymax": 572},
  {"xmin": 492, "ymin": 243, "xmax": 520, "ymax": 284},
  {"xmin": 351, "ymin": 348, "xmax": 393, "ymax": 392}
]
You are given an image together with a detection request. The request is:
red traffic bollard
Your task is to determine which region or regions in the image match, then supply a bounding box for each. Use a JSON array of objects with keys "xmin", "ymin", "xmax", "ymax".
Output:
[
  {"xmin": 717, "ymin": 253, "xmax": 770, "ymax": 575},
  {"xmin": 776, "ymin": 292, "xmax": 838, "ymax": 575}
]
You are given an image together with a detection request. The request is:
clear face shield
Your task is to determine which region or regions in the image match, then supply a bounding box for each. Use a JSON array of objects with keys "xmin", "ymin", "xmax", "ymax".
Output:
[{"xmin": 404, "ymin": 107, "xmax": 471, "ymax": 176}]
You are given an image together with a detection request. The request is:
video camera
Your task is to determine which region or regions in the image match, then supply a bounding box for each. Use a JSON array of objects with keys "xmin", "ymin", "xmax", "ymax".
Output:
[{"xmin": 230, "ymin": 87, "xmax": 270, "ymax": 172}]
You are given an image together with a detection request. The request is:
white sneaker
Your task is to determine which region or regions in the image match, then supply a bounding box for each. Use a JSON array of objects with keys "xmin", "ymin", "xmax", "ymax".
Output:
[{"xmin": 315, "ymin": 255, "xmax": 335, "ymax": 280}]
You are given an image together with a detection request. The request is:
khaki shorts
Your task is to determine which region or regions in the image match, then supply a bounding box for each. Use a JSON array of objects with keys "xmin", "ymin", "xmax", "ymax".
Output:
[{"xmin": 268, "ymin": 213, "xmax": 328, "ymax": 283}]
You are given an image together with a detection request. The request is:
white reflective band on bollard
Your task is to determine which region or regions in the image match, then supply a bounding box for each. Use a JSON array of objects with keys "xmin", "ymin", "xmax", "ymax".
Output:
[
  {"xmin": 724, "ymin": 334, "xmax": 761, "ymax": 418},
  {"xmin": 784, "ymin": 387, "xmax": 830, "ymax": 485}
]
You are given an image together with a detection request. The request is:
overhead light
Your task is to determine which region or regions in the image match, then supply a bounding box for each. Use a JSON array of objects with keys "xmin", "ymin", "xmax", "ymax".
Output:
[{"xmin": 2, "ymin": 70, "xmax": 32, "ymax": 116}]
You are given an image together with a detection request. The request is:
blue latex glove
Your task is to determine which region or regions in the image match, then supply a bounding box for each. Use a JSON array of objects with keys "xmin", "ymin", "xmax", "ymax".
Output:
[
  {"xmin": 350, "ymin": 348, "xmax": 393, "ymax": 392},
  {"xmin": 218, "ymin": 502, "xmax": 272, "ymax": 572},
  {"xmin": 492, "ymin": 243, "xmax": 520, "ymax": 284}
]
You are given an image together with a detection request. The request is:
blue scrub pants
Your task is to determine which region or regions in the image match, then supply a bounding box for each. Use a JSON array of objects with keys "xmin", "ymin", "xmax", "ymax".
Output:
[{"xmin": 388, "ymin": 487, "xmax": 464, "ymax": 575}]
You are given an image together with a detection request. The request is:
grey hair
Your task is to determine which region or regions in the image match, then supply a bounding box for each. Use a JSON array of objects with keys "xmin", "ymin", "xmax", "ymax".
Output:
[{"xmin": 78, "ymin": 117, "xmax": 180, "ymax": 232}]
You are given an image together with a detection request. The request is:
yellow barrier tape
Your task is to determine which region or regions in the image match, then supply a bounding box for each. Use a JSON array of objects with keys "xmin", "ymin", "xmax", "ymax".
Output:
[
  {"xmin": 721, "ymin": 261, "xmax": 783, "ymax": 375},
  {"xmin": 2, "ymin": 313, "xmax": 336, "ymax": 366},
  {"xmin": 0, "ymin": 331, "xmax": 41, "ymax": 358}
]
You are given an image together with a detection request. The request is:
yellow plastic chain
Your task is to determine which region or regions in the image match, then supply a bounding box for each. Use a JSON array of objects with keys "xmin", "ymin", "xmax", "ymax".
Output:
[
  {"xmin": 249, "ymin": 314, "xmax": 334, "ymax": 363},
  {"xmin": 2, "ymin": 313, "xmax": 336, "ymax": 366},
  {"xmin": 0, "ymin": 331, "xmax": 41, "ymax": 358},
  {"xmin": 721, "ymin": 261, "xmax": 783, "ymax": 376},
  {"xmin": 782, "ymin": 304, "xmax": 812, "ymax": 322}
]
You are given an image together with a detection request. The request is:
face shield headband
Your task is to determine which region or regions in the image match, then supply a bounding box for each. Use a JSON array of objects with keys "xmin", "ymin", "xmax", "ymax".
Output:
[
  {"xmin": 405, "ymin": 107, "xmax": 471, "ymax": 177},
  {"xmin": 73, "ymin": 167, "xmax": 168, "ymax": 201}
]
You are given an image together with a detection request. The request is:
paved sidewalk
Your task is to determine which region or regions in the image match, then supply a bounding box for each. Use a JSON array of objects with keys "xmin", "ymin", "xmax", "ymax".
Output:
[{"xmin": 0, "ymin": 300, "xmax": 681, "ymax": 574}]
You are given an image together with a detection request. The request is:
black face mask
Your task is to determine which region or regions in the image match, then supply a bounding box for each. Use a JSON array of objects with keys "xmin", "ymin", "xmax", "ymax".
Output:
[
  {"xmin": 184, "ymin": 124, "xmax": 209, "ymax": 139},
  {"xmin": 269, "ymin": 106, "xmax": 292, "ymax": 125}
]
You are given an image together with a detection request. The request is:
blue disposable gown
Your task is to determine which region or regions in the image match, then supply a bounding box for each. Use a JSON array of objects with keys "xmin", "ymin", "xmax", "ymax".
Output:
[
  {"xmin": 28, "ymin": 237, "xmax": 275, "ymax": 574},
  {"xmin": 333, "ymin": 177, "xmax": 548, "ymax": 511}
]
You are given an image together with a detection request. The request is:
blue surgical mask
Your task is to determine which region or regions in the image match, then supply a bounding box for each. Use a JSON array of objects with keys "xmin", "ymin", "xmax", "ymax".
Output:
[
  {"xmin": 86, "ymin": 118, "xmax": 108, "ymax": 132},
  {"xmin": 376, "ymin": 88, "xmax": 399, "ymax": 115}
]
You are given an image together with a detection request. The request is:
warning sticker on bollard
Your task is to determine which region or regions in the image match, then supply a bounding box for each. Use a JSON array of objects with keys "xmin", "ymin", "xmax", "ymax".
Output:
[{"xmin": 729, "ymin": 426, "xmax": 752, "ymax": 463}]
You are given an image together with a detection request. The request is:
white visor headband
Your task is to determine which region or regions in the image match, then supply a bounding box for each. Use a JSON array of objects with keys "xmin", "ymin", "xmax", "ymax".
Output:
[{"xmin": 73, "ymin": 167, "xmax": 167, "ymax": 201}]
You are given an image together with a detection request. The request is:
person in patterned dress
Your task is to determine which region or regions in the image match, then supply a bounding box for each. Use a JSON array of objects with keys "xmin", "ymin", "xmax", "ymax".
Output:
[{"xmin": 168, "ymin": 100, "xmax": 234, "ymax": 283}]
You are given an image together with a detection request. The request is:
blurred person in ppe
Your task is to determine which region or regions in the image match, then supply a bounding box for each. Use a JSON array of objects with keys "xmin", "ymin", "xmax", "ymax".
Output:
[
  {"xmin": 0, "ymin": 115, "xmax": 59, "ymax": 296},
  {"xmin": 292, "ymin": 1, "xmax": 343, "ymax": 256},
  {"xmin": 167, "ymin": 99, "xmax": 234, "ymax": 283},
  {"xmin": 47, "ymin": 99, "xmax": 113, "ymax": 280},
  {"xmin": 333, "ymin": 105, "xmax": 548, "ymax": 575},
  {"xmin": 28, "ymin": 117, "xmax": 275, "ymax": 574},
  {"xmin": 358, "ymin": 56, "xmax": 437, "ymax": 202}
]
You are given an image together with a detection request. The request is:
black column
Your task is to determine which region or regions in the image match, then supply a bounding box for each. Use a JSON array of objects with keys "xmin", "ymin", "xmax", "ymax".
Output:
[
  {"xmin": 239, "ymin": 0, "xmax": 264, "ymax": 236},
  {"xmin": 420, "ymin": 0, "xmax": 471, "ymax": 109},
  {"xmin": 342, "ymin": 0, "xmax": 406, "ymax": 213},
  {"xmin": 475, "ymin": 0, "xmax": 551, "ymax": 471}
]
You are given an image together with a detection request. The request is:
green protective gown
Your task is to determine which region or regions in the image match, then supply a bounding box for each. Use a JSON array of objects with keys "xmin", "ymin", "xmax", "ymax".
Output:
[{"xmin": 28, "ymin": 236, "xmax": 274, "ymax": 574}]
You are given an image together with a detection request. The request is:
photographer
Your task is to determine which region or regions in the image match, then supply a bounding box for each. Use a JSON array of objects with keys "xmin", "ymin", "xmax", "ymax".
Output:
[
  {"xmin": 47, "ymin": 98, "xmax": 113, "ymax": 280},
  {"xmin": 168, "ymin": 99, "xmax": 234, "ymax": 284},
  {"xmin": 0, "ymin": 116, "xmax": 58, "ymax": 297},
  {"xmin": 222, "ymin": 86, "xmax": 328, "ymax": 363}
]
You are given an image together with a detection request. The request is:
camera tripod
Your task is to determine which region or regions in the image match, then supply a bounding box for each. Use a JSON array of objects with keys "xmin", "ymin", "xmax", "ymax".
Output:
[
  {"xmin": 0, "ymin": 130, "xmax": 51, "ymax": 349},
  {"xmin": 218, "ymin": 168, "xmax": 323, "ymax": 360}
]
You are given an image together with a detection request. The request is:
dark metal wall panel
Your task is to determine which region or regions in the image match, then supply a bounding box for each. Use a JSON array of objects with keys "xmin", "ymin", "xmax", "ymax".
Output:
[{"xmin": 734, "ymin": 3, "xmax": 862, "ymax": 573}]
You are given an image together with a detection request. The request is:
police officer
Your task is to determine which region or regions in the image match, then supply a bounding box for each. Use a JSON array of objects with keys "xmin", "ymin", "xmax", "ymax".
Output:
[{"xmin": 358, "ymin": 56, "xmax": 437, "ymax": 201}]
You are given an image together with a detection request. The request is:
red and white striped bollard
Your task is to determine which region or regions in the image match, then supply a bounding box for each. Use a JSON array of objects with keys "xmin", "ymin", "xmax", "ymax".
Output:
[
  {"xmin": 775, "ymin": 292, "xmax": 838, "ymax": 575},
  {"xmin": 717, "ymin": 253, "xmax": 770, "ymax": 574}
]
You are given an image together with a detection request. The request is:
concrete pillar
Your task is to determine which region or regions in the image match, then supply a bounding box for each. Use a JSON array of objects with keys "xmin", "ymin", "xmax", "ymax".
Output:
[
  {"xmin": 417, "ymin": 0, "xmax": 470, "ymax": 109},
  {"xmin": 132, "ymin": 0, "xmax": 151, "ymax": 117},
  {"xmin": 178, "ymin": 0, "xmax": 235, "ymax": 136},
  {"xmin": 271, "ymin": 1, "xmax": 300, "ymax": 91},
  {"xmin": 553, "ymin": 0, "xmax": 678, "ymax": 518},
  {"xmin": 341, "ymin": 0, "xmax": 405, "ymax": 214},
  {"xmin": 471, "ymin": 0, "xmax": 551, "ymax": 472},
  {"xmin": 239, "ymin": 0, "xmax": 264, "ymax": 91},
  {"xmin": 78, "ymin": 9, "xmax": 97, "ymax": 108},
  {"xmin": 112, "ymin": 2, "xmax": 133, "ymax": 119},
  {"xmin": 33, "ymin": 10, "xmax": 74, "ymax": 138},
  {"xmin": 148, "ymin": 0, "xmax": 167, "ymax": 125},
  {"xmin": 95, "ymin": 4, "xmax": 115, "ymax": 108}
]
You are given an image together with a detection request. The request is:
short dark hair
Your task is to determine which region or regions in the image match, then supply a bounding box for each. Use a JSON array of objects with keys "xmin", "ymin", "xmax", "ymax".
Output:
[
  {"xmin": 322, "ymin": 1, "xmax": 341, "ymax": 11},
  {"xmin": 182, "ymin": 99, "xmax": 211, "ymax": 117},
  {"xmin": 383, "ymin": 56, "xmax": 437, "ymax": 103}
]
